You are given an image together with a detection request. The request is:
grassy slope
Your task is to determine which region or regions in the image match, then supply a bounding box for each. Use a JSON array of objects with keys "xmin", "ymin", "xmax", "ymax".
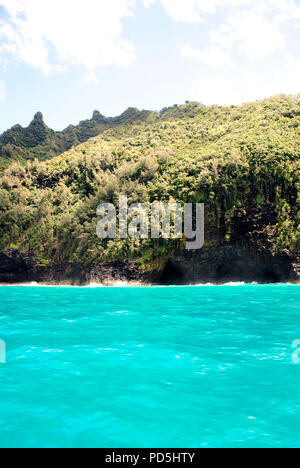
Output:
[{"xmin": 0, "ymin": 95, "xmax": 299, "ymax": 275}]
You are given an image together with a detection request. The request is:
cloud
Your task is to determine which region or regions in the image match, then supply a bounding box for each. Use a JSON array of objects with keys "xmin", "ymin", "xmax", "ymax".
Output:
[
  {"xmin": 1, "ymin": 0, "xmax": 298, "ymax": 76},
  {"xmin": 143, "ymin": 0, "xmax": 204, "ymax": 23},
  {"xmin": 188, "ymin": 58, "xmax": 300, "ymax": 106},
  {"xmin": 0, "ymin": 79, "xmax": 6, "ymax": 103},
  {"xmin": 210, "ymin": 10, "xmax": 285, "ymax": 60},
  {"xmin": 143, "ymin": 0, "xmax": 253, "ymax": 22},
  {"xmin": 181, "ymin": 45, "xmax": 231, "ymax": 68},
  {"xmin": 0, "ymin": 0, "xmax": 136, "ymax": 74},
  {"xmin": 146, "ymin": 0, "xmax": 299, "ymax": 62},
  {"xmin": 177, "ymin": 0, "xmax": 300, "ymax": 104},
  {"xmin": 144, "ymin": 0, "xmax": 300, "ymax": 23},
  {"xmin": 84, "ymin": 71, "xmax": 99, "ymax": 85},
  {"xmin": 188, "ymin": 72, "xmax": 269, "ymax": 106},
  {"xmin": 0, "ymin": 0, "xmax": 299, "ymax": 106}
]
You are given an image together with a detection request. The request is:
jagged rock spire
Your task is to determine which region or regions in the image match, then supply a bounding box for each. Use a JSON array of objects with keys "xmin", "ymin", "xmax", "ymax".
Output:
[{"xmin": 92, "ymin": 110, "xmax": 106, "ymax": 123}]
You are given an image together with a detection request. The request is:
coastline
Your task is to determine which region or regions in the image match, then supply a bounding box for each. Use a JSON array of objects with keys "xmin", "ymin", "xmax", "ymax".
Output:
[
  {"xmin": 1, "ymin": 243, "xmax": 299, "ymax": 289},
  {"xmin": 1, "ymin": 280, "xmax": 299, "ymax": 288}
]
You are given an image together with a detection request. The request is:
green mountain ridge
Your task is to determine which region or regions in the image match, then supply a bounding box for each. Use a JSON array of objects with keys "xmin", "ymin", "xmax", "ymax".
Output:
[
  {"xmin": 0, "ymin": 107, "xmax": 152, "ymax": 168},
  {"xmin": 0, "ymin": 94, "xmax": 299, "ymax": 284}
]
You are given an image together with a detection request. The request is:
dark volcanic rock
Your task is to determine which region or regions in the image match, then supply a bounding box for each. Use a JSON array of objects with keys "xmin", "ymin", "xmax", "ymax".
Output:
[
  {"xmin": 0, "ymin": 252, "xmax": 29, "ymax": 283},
  {"xmin": 0, "ymin": 244, "xmax": 298, "ymax": 285},
  {"xmin": 169, "ymin": 243, "xmax": 298, "ymax": 284}
]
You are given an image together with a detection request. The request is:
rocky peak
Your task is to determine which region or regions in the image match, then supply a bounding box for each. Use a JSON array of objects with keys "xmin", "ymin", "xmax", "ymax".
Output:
[
  {"xmin": 32, "ymin": 112, "xmax": 44, "ymax": 123},
  {"xmin": 92, "ymin": 110, "xmax": 106, "ymax": 123}
]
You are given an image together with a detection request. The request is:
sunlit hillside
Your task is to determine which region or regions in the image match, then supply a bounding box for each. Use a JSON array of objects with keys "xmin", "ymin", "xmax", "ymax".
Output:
[{"xmin": 0, "ymin": 94, "xmax": 299, "ymax": 283}]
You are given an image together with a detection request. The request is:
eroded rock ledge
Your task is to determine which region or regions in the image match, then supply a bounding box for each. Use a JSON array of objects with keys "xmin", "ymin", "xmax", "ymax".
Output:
[{"xmin": 0, "ymin": 244, "xmax": 298, "ymax": 286}]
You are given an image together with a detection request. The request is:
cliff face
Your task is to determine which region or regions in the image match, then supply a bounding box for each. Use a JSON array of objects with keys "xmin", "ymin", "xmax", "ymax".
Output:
[
  {"xmin": 0, "ymin": 95, "xmax": 299, "ymax": 284},
  {"xmin": 0, "ymin": 252, "xmax": 29, "ymax": 283},
  {"xmin": 0, "ymin": 244, "xmax": 298, "ymax": 285},
  {"xmin": 170, "ymin": 244, "xmax": 299, "ymax": 284}
]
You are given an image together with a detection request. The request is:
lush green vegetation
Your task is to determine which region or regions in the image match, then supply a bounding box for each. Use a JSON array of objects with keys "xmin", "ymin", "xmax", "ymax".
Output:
[
  {"xmin": 0, "ymin": 108, "xmax": 151, "ymax": 169},
  {"xmin": 0, "ymin": 95, "xmax": 299, "ymax": 274}
]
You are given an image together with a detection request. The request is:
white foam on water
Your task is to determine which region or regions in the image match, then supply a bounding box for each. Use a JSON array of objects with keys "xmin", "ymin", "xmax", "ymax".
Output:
[
  {"xmin": 193, "ymin": 283, "xmax": 214, "ymax": 287},
  {"xmin": 0, "ymin": 281, "xmax": 299, "ymax": 288},
  {"xmin": 222, "ymin": 282, "xmax": 246, "ymax": 286},
  {"xmin": 114, "ymin": 281, "xmax": 128, "ymax": 287},
  {"xmin": 86, "ymin": 282, "xmax": 104, "ymax": 288}
]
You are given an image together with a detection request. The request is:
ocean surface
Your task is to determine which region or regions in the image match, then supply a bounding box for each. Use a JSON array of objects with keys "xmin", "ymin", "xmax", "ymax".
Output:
[{"xmin": 0, "ymin": 284, "xmax": 300, "ymax": 448}]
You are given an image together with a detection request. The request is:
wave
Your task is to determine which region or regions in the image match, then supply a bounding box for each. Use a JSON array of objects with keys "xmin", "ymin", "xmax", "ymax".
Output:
[
  {"xmin": 85, "ymin": 282, "xmax": 104, "ymax": 288},
  {"xmin": 0, "ymin": 281, "xmax": 299, "ymax": 288}
]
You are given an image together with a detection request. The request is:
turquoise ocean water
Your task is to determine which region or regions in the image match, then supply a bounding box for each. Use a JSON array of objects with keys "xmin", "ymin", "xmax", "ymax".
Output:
[{"xmin": 0, "ymin": 284, "xmax": 300, "ymax": 448}]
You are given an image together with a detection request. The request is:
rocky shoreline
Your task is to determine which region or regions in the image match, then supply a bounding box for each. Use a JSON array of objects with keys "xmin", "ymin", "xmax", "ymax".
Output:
[{"xmin": 1, "ymin": 242, "xmax": 299, "ymax": 286}]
